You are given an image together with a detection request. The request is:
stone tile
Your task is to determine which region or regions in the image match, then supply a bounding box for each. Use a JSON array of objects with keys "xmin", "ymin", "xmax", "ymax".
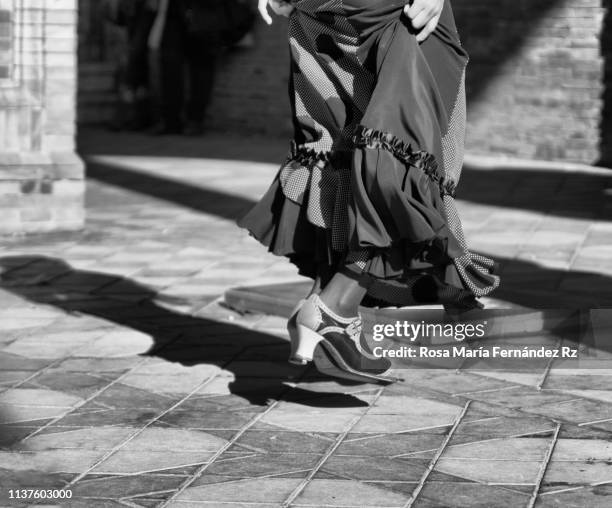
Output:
[
  {"xmin": 71, "ymin": 473, "xmax": 184, "ymax": 499},
  {"xmin": 552, "ymin": 439, "xmax": 612, "ymax": 461},
  {"xmin": 434, "ymin": 458, "xmax": 542, "ymax": 484},
  {"xmin": 0, "ymin": 370, "xmax": 34, "ymax": 386},
  {"xmin": 75, "ymin": 330, "xmax": 155, "ymax": 358},
  {"xmin": 525, "ymin": 398, "xmax": 612, "ymax": 424},
  {"xmin": 392, "ymin": 370, "xmax": 514, "ymax": 395},
  {"xmin": 194, "ymin": 376, "xmax": 288, "ymax": 401},
  {"xmin": 350, "ymin": 397, "xmax": 461, "ymax": 434},
  {"xmin": 0, "ymin": 424, "xmax": 41, "ymax": 448},
  {"xmin": 157, "ymin": 408, "xmax": 262, "ymax": 430},
  {"xmin": 229, "ymin": 430, "xmax": 333, "ymax": 454},
  {"xmin": 337, "ymin": 433, "xmax": 444, "ymax": 457},
  {"xmin": 453, "ymin": 415, "xmax": 556, "ymax": 443},
  {"xmin": 0, "ymin": 352, "xmax": 53, "ymax": 371},
  {"xmin": 428, "ymin": 437, "xmax": 550, "ymax": 461},
  {"xmin": 173, "ymin": 478, "xmax": 303, "ymax": 504},
  {"xmin": 558, "ymin": 424, "xmax": 612, "ymax": 440},
  {"xmin": 55, "ymin": 406, "xmax": 161, "ymax": 428},
  {"xmin": 31, "ymin": 371, "xmax": 111, "ymax": 399},
  {"xmin": 0, "ymin": 404, "xmax": 72, "ymax": 425},
  {"xmin": 92, "ymin": 450, "xmax": 216, "ymax": 474},
  {"xmin": 417, "ymin": 482, "xmax": 531, "ymax": 508},
  {"xmin": 203, "ymin": 452, "xmax": 319, "ymax": 478},
  {"xmin": 537, "ymin": 485, "xmax": 612, "ymax": 507},
  {"xmin": 544, "ymin": 461, "xmax": 612, "ymax": 485},
  {"xmin": 0, "ymin": 469, "xmax": 71, "ymax": 501},
  {"xmin": 467, "ymin": 386, "xmax": 577, "ymax": 409},
  {"xmin": 56, "ymin": 357, "xmax": 143, "ymax": 374},
  {"xmin": 320, "ymin": 455, "xmax": 429, "ymax": 482},
  {"xmin": 0, "ymin": 449, "xmax": 105, "ymax": 473},
  {"xmin": 89, "ymin": 383, "xmax": 175, "ymax": 410},
  {"xmin": 119, "ymin": 362, "xmax": 221, "ymax": 395},
  {"xmin": 1, "ymin": 331, "xmax": 100, "ymax": 359},
  {"xmin": 294, "ymin": 479, "xmax": 408, "ymax": 507},
  {"xmin": 260, "ymin": 402, "xmax": 368, "ymax": 433},
  {"xmin": 16, "ymin": 426, "xmax": 134, "ymax": 452},
  {"xmin": 122, "ymin": 428, "xmax": 228, "ymax": 453}
]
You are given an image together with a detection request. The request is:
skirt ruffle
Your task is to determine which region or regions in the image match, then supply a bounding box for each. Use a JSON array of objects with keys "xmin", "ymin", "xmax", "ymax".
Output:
[{"xmin": 238, "ymin": 0, "xmax": 500, "ymax": 308}]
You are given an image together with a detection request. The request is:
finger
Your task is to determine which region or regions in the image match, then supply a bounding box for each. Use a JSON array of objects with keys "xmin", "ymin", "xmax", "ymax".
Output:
[
  {"xmin": 277, "ymin": 5, "xmax": 295, "ymax": 17},
  {"xmin": 258, "ymin": 0, "xmax": 272, "ymax": 24},
  {"xmin": 410, "ymin": 10, "xmax": 430, "ymax": 30},
  {"xmin": 404, "ymin": 0, "xmax": 427, "ymax": 19},
  {"xmin": 268, "ymin": 0, "xmax": 283, "ymax": 14},
  {"xmin": 416, "ymin": 14, "xmax": 440, "ymax": 42},
  {"xmin": 270, "ymin": 3, "xmax": 294, "ymax": 17}
]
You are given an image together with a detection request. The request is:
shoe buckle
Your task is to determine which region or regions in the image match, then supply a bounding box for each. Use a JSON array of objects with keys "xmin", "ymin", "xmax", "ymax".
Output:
[{"xmin": 345, "ymin": 318, "xmax": 362, "ymax": 341}]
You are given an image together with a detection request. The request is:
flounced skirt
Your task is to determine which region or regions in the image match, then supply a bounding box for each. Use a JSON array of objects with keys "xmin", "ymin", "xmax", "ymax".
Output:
[{"xmin": 238, "ymin": 0, "xmax": 500, "ymax": 308}]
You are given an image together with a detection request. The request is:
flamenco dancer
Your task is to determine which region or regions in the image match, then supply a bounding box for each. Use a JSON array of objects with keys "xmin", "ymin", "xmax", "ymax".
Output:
[{"xmin": 239, "ymin": 0, "xmax": 500, "ymax": 383}]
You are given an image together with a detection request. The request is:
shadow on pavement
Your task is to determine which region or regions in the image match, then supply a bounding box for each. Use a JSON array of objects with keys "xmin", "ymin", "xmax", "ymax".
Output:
[
  {"xmin": 0, "ymin": 256, "xmax": 369, "ymax": 410},
  {"xmin": 84, "ymin": 147, "xmax": 610, "ymax": 223},
  {"xmin": 86, "ymin": 159, "xmax": 256, "ymax": 222}
]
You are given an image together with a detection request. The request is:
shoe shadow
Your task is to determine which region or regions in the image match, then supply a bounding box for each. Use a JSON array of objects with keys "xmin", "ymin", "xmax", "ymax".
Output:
[{"xmin": 0, "ymin": 255, "xmax": 368, "ymax": 409}]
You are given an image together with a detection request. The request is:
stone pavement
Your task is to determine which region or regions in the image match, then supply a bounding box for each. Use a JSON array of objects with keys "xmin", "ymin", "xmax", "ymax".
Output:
[{"xmin": 0, "ymin": 128, "xmax": 611, "ymax": 507}]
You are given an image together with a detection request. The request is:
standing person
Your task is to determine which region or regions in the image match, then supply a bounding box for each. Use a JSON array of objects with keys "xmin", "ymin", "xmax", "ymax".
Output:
[
  {"xmin": 123, "ymin": 0, "xmax": 156, "ymax": 129},
  {"xmin": 148, "ymin": 0, "xmax": 220, "ymax": 135},
  {"xmin": 238, "ymin": 0, "xmax": 500, "ymax": 383},
  {"xmin": 103, "ymin": 0, "xmax": 155, "ymax": 131}
]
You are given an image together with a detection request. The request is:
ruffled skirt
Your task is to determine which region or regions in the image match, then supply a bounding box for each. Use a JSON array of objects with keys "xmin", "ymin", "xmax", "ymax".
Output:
[{"xmin": 238, "ymin": 0, "xmax": 500, "ymax": 308}]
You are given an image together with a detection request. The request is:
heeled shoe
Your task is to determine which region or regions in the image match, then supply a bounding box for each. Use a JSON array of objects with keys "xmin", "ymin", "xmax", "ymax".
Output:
[{"xmin": 288, "ymin": 294, "xmax": 398, "ymax": 384}]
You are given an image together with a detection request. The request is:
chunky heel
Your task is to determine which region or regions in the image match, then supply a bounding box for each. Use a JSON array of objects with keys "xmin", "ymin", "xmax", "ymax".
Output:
[{"xmin": 289, "ymin": 324, "xmax": 323, "ymax": 365}]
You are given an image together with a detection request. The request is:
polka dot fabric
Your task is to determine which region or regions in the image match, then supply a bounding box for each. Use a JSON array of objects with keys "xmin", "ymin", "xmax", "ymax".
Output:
[{"xmin": 238, "ymin": 0, "xmax": 500, "ymax": 308}]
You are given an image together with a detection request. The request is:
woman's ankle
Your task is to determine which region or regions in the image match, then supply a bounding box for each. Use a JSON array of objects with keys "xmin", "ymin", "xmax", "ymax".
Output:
[{"xmin": 318, "ymin": 292, "xmax": 359, "ymax": 319}]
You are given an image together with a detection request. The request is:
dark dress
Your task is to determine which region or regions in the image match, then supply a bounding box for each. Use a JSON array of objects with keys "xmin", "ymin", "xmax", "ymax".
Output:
[{"xmin": 238, "ymin": 0, "xmax": 500, "ymax": 308}]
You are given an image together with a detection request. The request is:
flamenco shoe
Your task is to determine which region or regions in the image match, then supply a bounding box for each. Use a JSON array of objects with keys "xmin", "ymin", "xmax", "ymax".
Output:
[
  {"xmin": 288, "ymin": 294, "xmax": 399, "ymax": 384},
  {"xmin": 287, "ymin": 298, "xmax": 306, "ymax": 359}
]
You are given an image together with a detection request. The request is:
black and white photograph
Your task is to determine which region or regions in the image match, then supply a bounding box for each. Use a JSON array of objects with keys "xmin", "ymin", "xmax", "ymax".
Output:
[{"xmin": 0, "ymin": 0, "xmax": 611, "ymax": 506}]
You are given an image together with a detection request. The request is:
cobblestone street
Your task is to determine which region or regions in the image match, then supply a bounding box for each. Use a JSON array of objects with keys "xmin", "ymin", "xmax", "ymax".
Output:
[{"xmin": 1, "ymin": 129, "xmax": 612, "ymax": 507}]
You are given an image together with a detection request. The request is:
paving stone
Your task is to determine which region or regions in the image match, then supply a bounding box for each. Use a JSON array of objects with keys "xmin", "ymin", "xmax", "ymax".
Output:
[
  {"xmin": 204, "ymin": 451, "xmax": 319, "ymax": 479},
  {"xmin": 0, "ymin": 404, "xmax": 73, "ymax": 425},
  {"xmin": 320, "ymin": 455, "xmax": 429, "ymax": 482},
  {"xmin": 0, "ymin": 424, "xmax": 41, "ymax": 448},
  {"xmin": 417, "ymin": 482, "xmax": 531, "ymax": 508},
  {"xmin": 156, "ymin": 408, "xmax": 263, "ymax": 430},
  {"xmin": 89, "ymin": 383, "xmax": 175, "ymax": 410},
  {"xmin": 524, "ymin": 398, "xmax": 612, "ymax": 424},
  {"xmin": 337, "ymin": 432, "xmax": 444, "ymax": 457},
  {"xmin": 122, "ymin": 428, "xmax": 228, "ymax": 453},
  {"xmin": 92, "ymin": 450, "xmax": 215, "ymax": 475},
  {"xmin": 432, "ymin": 437, "xmax": 551, "ymax": 461},
  {"xmin": 543, "ymin": 461, "xmax": 612, "ymax": 485},
  {"xmin": 19, "ymin": 427, "xmax": 134, "ymax": 453},
  {"xmin": 55, "ymin": 406, "xmax": 161, "ymax": 428},
  {"xmin": 434, "ymin": 458, "xmax": 542, "ymax": 484},
  {"xmin": 0, "ymin": 449, "xmax": 105, "ymax": 473},
  {"xmin": 293, "ymin": 478, "xmax": 409, "ymax": 507},
  {"xmin": 173, "ymin": 478, "xmax": 303, "ymax": 504},
  {"xmin": 75, "ymin": 330, "xmax": 155, "ymax": 358},
  {"xmin": 537, "ymin": 485, "xmax": 612, "ymax": 507},
  {"xmin": 229, "ymin": 430, "xmax": 334, "ymax": 454},
  {"xmin": 71, "ymin": 473, "xmax": 184, "ymax": 499}
]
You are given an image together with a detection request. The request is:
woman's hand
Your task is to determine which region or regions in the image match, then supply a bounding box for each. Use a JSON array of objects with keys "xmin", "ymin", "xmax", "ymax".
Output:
[
  {"xmin": 258, "ymin": 0, "xmax": 295, "ymax": 25},
  {"xmin": 404, "ymin": 0, "xmax": 444, "ymax": 42}
]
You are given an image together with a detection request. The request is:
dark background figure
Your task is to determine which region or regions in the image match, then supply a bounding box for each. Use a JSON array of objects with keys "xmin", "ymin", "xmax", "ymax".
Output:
[
  {"xmin": 105, "ymin": 0, "xmax": 156, "ymax": 131},
  {"xmin": 148, "ymin": 0, "xmax": 255, "ymax": 136}
]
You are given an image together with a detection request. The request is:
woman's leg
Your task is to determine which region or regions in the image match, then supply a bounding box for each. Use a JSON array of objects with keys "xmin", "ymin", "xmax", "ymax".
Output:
[{"xmin": 318, "ymin": 267, "xmax": 373, "ymax": 317}]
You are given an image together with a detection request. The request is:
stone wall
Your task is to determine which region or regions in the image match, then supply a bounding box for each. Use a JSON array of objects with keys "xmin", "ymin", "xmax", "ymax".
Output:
[
  {"xmin": 78, "ymin": 0, "xmax": 606, "ymax": 164},
  {"xmin": 0, "ymin": 0, "xmax": 84, "ymax": 235}
]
